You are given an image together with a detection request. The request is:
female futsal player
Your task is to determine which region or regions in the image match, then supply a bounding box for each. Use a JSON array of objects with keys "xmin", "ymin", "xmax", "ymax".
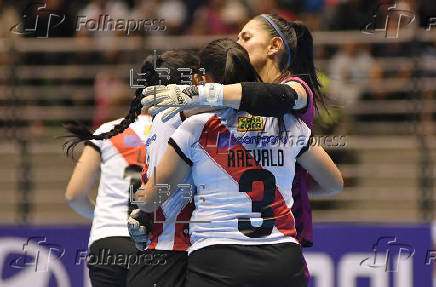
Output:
[
  {"xmin": 141, "ymin": 14, "xmax": 321, "ymax": 121},
  {"xmin": 135, "ymin": 40, "xmax": 343, "ymax": 287},
  {"xmin": 68, "ymin": 15, "xmax": 318, "ymax": 248},
  {"xmin": 140, "ymin": 14, "xmax": 319, "ymax": 247},
  {"xmin": 63, "ymin": 50, "xmax": 198, "ymax": 287},
  {"xmin": 127, "ymin": 38, "xmax": 261, "ymax": 287}
]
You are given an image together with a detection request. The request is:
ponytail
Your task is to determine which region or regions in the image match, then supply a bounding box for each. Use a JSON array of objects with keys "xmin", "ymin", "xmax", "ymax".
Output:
[
  {"xmin": 289, "ymin": 22, "xmax": 325, "ymax": 110},
  {"xmin": 62, "ymin": 121, "xmax": 94, "ymax": 157},
  {"xmin": 199, "ymin": 38, "xmax": 260, "ymax": 85},
  {"xmin": 62, "ymin": 87, "xmax": 145, "ymax": 157},
  {"xmin": 223, "ymin": 47, "xmax": 260, "ymax": 84},
  {"xmin": 256, "ymin": 14, "xmax": 327, "ymax": 110}
]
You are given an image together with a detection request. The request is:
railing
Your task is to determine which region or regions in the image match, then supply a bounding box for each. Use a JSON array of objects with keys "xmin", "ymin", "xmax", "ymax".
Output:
[{"xmin": 0, "ymin": 30, "xmax": 434, "ymax": 224}]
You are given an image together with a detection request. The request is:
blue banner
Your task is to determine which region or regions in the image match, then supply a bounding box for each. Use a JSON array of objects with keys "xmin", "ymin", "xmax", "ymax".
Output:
[
  {"xmin": 0, "ymin": 226, "xmax": 91, "ymax": 287},
  {"xmin": 0, "ymin": 224, "xmax": 433, "ymax": 286},
  {"xmin": 304, "ymin": 224, "xmax": 433, "ymax": 287}
]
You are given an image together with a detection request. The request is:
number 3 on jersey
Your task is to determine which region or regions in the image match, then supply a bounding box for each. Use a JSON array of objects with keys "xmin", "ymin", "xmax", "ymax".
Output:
[{"xmin": 238, "ymin": 169, "xmax": 276, "ymax": 238}]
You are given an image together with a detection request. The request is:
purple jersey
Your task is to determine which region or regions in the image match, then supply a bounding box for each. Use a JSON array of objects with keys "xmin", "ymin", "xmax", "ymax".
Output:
[{"xmin": 281, "ymin": 76, "xmax": 314, "ymax": 247}]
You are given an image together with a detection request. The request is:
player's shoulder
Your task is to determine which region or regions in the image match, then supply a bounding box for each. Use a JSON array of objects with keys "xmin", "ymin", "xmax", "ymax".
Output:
[
  {"xmin": 281, "ymin": 76, "xmax": 304, "ymax": 85},
  {"xmin": 131, "ymin": 114, "xmax": 153, "ymax": 130},
  {"xmin": 281, "ymin": 76, "xmax": 313, "ymax": 97},
  {"xmin": 136, "ymin": 114, "xmax": 153, "ymax": 124},
  {"xmin": 180, "ymin": 110, "xmax": 218, "ymax": 126},
  {"xmin": 284, "ymin": 113, "xmax": 310, "ymax": 134},
  {"xmin": 179, "ymin": 109, "xmax": 232, "ymax": 132},
  {"xmin": 153, "ymin": 112, "xmax": 183, "ymax": 130}
]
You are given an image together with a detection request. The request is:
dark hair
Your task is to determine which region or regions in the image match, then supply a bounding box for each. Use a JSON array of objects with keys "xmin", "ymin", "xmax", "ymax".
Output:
[
  {"xmin": 255, "ymin": 14, "xmax": 326, "ymax": 110},
  {"xmin": 199, "ymin": 39, "xmax": 261, "ymax": 84},
  {"xmin": 197, "ymin": 39, "xmax": 295, "ymax": 135},
  {"xmin": 63, "ymin": 50, "xmax": 199, "ymax": 156}
]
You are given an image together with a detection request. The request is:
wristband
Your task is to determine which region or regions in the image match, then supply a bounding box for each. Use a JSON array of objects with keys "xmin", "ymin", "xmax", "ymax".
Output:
[{"xmin": 197, "ymin": 83, "xmax": 223, "ymax": 106}]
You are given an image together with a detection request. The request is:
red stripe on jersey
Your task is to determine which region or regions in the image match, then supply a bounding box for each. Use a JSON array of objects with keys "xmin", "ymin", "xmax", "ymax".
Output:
[
  {"xmin": 109, "ymin": 128, "xmax": 147, "ymax": 166},
  {"xmin": 148, "ymin": 207, "xmax": 165, "ymax": 249},
  {"xmin": 198, "ymin": 115, "xmax": 296, "ymax": 238},
  {"xmin": 173, "ymin": 201, "xmax": 195, "ymax": 251}
]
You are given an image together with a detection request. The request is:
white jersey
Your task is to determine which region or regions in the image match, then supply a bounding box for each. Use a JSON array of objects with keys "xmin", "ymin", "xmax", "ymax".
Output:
[
  {"xmin": 169, "ymin": 108, "xmax": 311, "ymax": 254},
  {"xmin": 88, "ymin": 115, "xmax": 152, "ymax": 247},
  {"xmin": 143, "ymin": 112, "xmax": 194, "ymax": 251}
]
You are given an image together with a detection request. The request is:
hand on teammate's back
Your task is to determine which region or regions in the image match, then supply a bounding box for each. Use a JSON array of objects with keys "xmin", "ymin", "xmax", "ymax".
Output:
[
  {"xmin": 141, "ymin": 83, "xmax": 224, "ymax": 122},
  {"xmin": 127, "ymin": 209, "xmax": 153, "ymax": 251}
]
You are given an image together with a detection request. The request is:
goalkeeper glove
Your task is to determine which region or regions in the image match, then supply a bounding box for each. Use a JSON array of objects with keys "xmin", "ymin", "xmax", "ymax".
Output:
[
  {"xmin": 127, "ymin": 209, "xmax": 153, "ymax": 251},
  {"xmin": 141, "ymin": 83, "xmax": 223, "ymax": 122}
]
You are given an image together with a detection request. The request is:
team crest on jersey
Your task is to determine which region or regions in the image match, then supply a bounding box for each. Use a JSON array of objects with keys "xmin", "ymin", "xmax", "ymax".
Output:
[{"xmin": 237, "ymin": 116, "xmax": 264, "ymax": 132}]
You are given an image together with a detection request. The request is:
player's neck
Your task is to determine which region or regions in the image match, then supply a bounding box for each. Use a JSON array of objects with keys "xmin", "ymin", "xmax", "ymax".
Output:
[
  {"xmin": 258, "ymin": 61, "xmax": 282, "ymax": 83},
  {"xmin": 140, "ymin": 106, "xmax": 151, "ymax": 116}
]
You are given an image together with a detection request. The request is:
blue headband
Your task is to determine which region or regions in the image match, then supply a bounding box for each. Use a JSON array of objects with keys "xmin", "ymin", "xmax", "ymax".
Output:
[{"xmin": 259, "ymin": 14, "xmax": 291, "ymax": 67}]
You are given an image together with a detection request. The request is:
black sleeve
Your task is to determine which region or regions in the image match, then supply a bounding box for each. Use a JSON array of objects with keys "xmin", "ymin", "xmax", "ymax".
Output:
[{"xmin": 239, "ymin": 82, "xmax": 298, "ymax": 117}]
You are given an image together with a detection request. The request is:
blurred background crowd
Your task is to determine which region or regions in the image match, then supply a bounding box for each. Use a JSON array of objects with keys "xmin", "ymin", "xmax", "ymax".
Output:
[
  {"xmin": 0, "ymin": 3, "xmax": 435, "ymax": 286},
  {"xmin": 1, "ymin": 0, "xmax": 435, "ymax": 36},
  {"xmin": 0, "ymin": 0, "xmax": 435, "ymax": 225}
]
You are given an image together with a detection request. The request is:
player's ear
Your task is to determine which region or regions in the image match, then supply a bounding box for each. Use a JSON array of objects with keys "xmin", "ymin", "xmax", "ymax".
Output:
[
  {"xmin": 192, "ymin": 73, "xmax": 201, "ymax": 85},
  {"xmin": 203, "ymin": 74, "xmax": 213, "ymax": 84},
  {"xmin": 194, "ymin": 73, "xmax": 214, "ymax": 85},
  {"xmin": 267, "ymin": 36, "xmax": 282, "ymax": 57}
]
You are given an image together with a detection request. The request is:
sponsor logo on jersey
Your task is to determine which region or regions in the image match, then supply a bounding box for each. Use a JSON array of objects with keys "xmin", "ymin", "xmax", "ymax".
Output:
[
  {"xmin": 217, "ymin": 132, "xmax": 288, "ymax": 148},
  {"xmin": 145, "ymin": 133, "xmax": 157, "ymax": 147},
  {"xmin": 217, "ymin": 132, "xmax": 238, "ymax": 148},
  {"xmin": 237, "ymin": 116, "xmax": 264, "ymax": 131}
]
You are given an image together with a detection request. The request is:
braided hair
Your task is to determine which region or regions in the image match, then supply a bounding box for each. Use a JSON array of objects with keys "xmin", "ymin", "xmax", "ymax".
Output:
[{"xmin": 63, "ymin": 50, "xmax": 199, "ymax": 156}]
